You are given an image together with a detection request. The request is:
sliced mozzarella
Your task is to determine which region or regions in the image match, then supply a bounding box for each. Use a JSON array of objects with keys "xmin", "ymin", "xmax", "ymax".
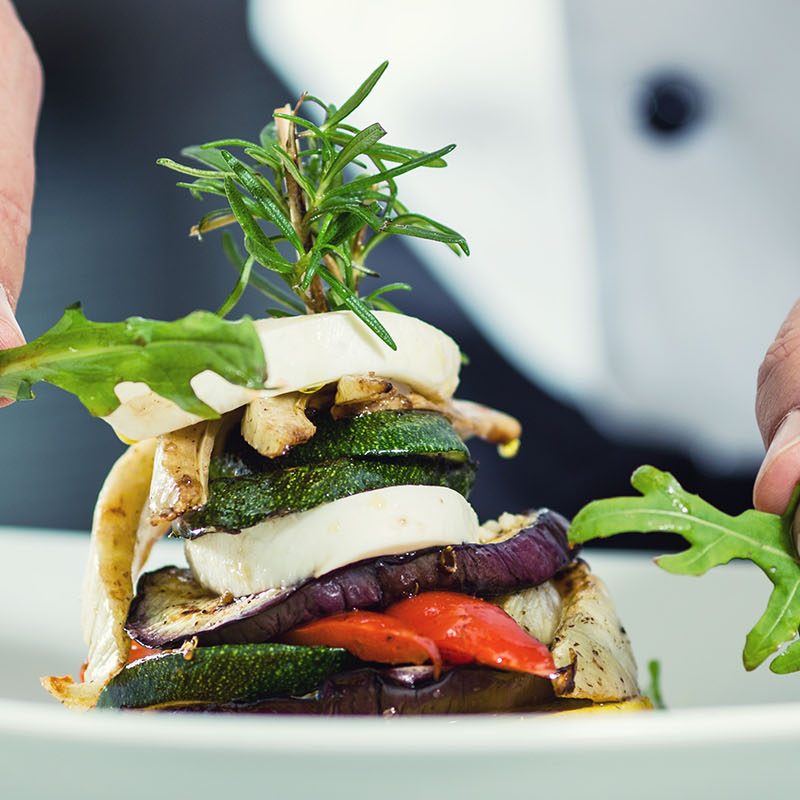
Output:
[
  {"xmin": 103, "ymin": 311, "xmax": 461, "ymax": 441},
  {"xmin": 184, "ymin": 485, "xmax": 480, "ymax": 596}
]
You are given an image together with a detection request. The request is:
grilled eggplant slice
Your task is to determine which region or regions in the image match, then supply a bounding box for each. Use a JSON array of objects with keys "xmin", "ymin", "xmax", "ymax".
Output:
[
  {"xmin": 182, "ymin": 665, "xmax": 554, "ymax": 716},
  {"xmin": 127, "ymin": 510, "xmax": 571, "ymax": 648}
]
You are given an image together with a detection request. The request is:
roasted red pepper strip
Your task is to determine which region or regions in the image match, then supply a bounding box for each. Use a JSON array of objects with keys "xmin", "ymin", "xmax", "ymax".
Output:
[
  {"xmin": 282, "ymin": 611, "xmax": 442, "ymax": 676},
  {"xmin": 385, "ymin": 591, "xmax": 556, "ymax": 678},
  {"xmin": 127, "ymin": 640, "xmax": 162, "ymax": 664}
]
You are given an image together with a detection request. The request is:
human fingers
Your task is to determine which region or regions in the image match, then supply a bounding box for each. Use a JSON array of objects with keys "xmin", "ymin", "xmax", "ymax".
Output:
[
  {"xmin": 753, "ymin": 300, "xmax": 800, "ymax": 516},
  {"xmin": 0, "ymin": 0, "xmax": 43, "ymax": 350}
]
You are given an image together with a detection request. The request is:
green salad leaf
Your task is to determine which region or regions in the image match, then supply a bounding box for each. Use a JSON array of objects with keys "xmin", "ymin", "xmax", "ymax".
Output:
[
  {"xmin": 0, "ymin": 305, "xmax": 266, "ymax": 417},
  {"xmin": 0, "ymin": 63, "xmax": 463, "ymax": 418},
  {"xmin": 569, "ymin": 465, "xmax": 800, "ymax": 673}
]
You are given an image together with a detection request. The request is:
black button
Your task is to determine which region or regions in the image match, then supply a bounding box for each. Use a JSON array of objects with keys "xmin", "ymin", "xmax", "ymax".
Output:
[{"xmin": 641, "ymin": 74, "xmax": 704, "ymax": 138}]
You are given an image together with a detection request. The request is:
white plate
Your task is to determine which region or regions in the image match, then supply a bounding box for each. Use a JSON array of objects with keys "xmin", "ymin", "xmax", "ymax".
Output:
[{"xmin": 1, "ymin": 528, "xmax": 799, "ymax": 800}]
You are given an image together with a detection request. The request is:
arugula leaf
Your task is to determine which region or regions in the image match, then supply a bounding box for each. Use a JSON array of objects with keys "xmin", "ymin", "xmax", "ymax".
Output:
[
  {"xmin": 569, "ymin": 465, "xmax": 800, "ymax": 673},
  {"xmin": 0, "ymin": 305, "xmax": 266, "ymax": 417}
]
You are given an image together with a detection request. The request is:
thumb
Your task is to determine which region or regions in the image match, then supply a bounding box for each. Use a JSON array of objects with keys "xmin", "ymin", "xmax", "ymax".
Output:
[
  {"xmin": 753, "ymin": 300, "xmax": 800, "ymax": 515},
  {"xmin": 0, "ymin": 0, "xmax": 40, "ymax": 351},
  {"xmin": 0, "ymin": 289, "xmax": 24, "ymax": 409},
  {"xmin": 0, "ymin": 289, "xmax": 24, "ymax": 350}
]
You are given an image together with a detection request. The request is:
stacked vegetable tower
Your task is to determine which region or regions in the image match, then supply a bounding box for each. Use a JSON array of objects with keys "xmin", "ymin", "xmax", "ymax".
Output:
[{"xmin": 32, "ymin": 64, "xmax": 643, "ymax": 713}]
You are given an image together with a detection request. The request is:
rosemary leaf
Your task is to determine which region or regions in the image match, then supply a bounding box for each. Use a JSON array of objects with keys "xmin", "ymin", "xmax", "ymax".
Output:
[
  {"xmin": 369, "ymin": 297, "xmax": 402, "ymax": 313},
  {"xmin": 204, "ymin": 139, "xmax": 278, "ymax": 168},
  {"xmin": 222, "ymin": 233, "xmax": 303, "ymax": 313},
  {"xmin": 202, "ymin": 138, "xmax": 262, "ymax": 150},
  {"xmin": 264, "ymin": 308, "xmax": 294, "ymax": 318},
  {"xmin": 267, "ymin": 144, "xmax": 318, "ymax": 199},
  {"xmin": 322, "ymin": 61, "xmax": 389, "ymax": 131},
  {"xmin": 318, "ymin": 265, "xmax": 396, "ymax": 350},
  {"xmin": 326, "ymin": 244, "xmax": 355, "ymax": 291},
  {"xmin": 317, "ymin": 123, "xmax": 387, "ymax": 195},
  {"xmin": 274, "ymin": 112, "xmax": 332, "ymax": 162},
  {"xmin": 180, "ymin": 145, "xmax": 229, "ymax": 171},
  {"xmin": 220, "ymin": 151, "xmax": 302, "ymax": 252},
  {"xmin": 192, "ymin": 208, "xmax": 237, "ymax": 238},
  {"xmin": 326, "ymin": 132, "xmax": 448, "ymax": 167},
  {"xmin": 327, "ymin": 144, "xmax": 456, "ymax": 200},
  {"xmin": 176, "ymin": 179, "xmax": 226, "ymax": 197},
  {"xmin": 259, "ymin": 121, "xmax": 277, "ymax": 147},
  {"xmin": 301, "ymin": 214, "xmax": 334, "ymax": 292},
  {"xmin": 352, "ymin": 263, "xmax": 380, "ymax": 278},
  {"xmin": 274, "ymin": 112, "xmax": 325, "ymax": 138},
  {"xmin": 364, "ymin": 282, "xmax": 412, "ymax": 302},
  {"xmin": 326, "ymin": 211, "xmax": 375, "ymax": 248},
  {"xmin": 157, "ymin": 158, "xmax": 230, "ymax": 179},
  {"xmin": 217, "ymin": 254, "xmax": 254, "ymax": 318},
  {"xmin": 223, "ymin": 178, "xmax": 292, "ymax": 275},
  {"xmin": 163, "ymin": 61, "xmax": 469, "ymax": 346},
  {"xmin": 392, "ymin": 211, "xmax": 465, "ymax": 236},
  {"xmin": 243, "ymin": 147, "xmax": 280, "ymax": 169},
  {"xmin": 381, "ymin": 222, "xmax": 469, "ymax": 255},
  {"xmin": 312, "ymin": 202, "xmax": 383, "ymax": 245}
]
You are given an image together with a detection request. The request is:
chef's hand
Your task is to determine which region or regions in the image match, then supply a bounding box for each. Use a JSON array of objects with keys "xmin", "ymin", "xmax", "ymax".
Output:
[
  {"xmin": 0, "ymin": 0, "xmax": 42, "ymax": 353},
  {"xmin": 754, "ymin": 300, "xmax": 800, "ymax": 541}
]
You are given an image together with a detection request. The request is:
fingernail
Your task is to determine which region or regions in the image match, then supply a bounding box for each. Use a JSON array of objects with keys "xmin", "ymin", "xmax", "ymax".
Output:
[
  {"xmin": 754, "ymin": 409, "xmax": 800, "ymax": 512},
  {"xmin": 0, "ymin": 289, "xmax": 24, "ymax": 348},
  {"xmin": 766, "ymin": 410, "xmax": 800, "ymax": 462}
]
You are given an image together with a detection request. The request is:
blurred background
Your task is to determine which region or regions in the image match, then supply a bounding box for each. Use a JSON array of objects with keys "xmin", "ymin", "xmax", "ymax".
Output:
[{"xmin": 3, "ymin": 0, "xmax": 788, "ymax": 538}]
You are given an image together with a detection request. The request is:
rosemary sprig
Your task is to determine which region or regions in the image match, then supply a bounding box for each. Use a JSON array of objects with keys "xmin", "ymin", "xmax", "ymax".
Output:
[{"xmin": 159, "ymin": 61, "xmax": 468, "ymax": 349}]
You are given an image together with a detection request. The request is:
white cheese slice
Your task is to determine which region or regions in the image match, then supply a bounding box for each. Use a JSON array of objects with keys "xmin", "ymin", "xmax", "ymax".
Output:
[
  {"xmin": 103, "ymin": 311, "xmax": 461, "ymax": 441},
  {"xmin": 184, "ymin": 485, "xmax": 481, "ymax": 597}
]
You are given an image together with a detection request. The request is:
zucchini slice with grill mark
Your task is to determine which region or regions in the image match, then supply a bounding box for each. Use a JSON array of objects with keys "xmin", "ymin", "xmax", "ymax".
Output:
[
  {"xmin": 210, "ymin": 410, "xmax": 469, "ymax": 480},
  {"xmin": 96, "ymin": 644, "xmax": 353, "ymax": 709},
  {"xmin": 276, "ymin": 410, "xmax": 469, "ymax": 466},
  {"xmin": 178, "ymin": 457, "xmax": 476, "ymax": 535}
]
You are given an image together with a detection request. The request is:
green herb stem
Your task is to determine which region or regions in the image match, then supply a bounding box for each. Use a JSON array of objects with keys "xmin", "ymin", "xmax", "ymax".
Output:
[{"xmin": 159, "ymin": 61, "xmax": 469, "ymax": 348}]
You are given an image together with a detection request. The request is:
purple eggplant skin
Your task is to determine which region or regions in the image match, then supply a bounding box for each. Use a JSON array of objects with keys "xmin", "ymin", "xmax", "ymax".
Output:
[
  {"xmin": 127, "ymin": 510, "xmax": 571, "ymax": 649},
  {"xmin": 180, "ymin": 666, "xmax": 555, "ymax": 715}
]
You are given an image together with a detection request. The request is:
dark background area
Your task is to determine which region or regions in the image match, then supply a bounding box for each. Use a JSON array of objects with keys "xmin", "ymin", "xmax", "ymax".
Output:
[{"xmin": 1, "ymin": 0, "xmax": 756, "ymax": 542}]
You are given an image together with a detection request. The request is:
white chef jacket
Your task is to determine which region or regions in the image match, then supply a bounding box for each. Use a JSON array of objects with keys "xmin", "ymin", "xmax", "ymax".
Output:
[{"xmin": 248, "ymin": 0, "xmax": 800, "ymax": 471}]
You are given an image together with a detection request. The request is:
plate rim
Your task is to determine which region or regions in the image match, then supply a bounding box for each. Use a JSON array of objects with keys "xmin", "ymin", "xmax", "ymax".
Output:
[{"xmin": 5, "ymin": 697, "xmax": 800, "ymax": 752}]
